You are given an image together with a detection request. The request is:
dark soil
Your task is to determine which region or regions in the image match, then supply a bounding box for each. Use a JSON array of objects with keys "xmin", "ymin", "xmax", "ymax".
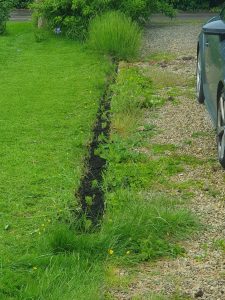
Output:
[{"xmin": 76, "ymin": 64, "xmax": 118, "ymax": 225}]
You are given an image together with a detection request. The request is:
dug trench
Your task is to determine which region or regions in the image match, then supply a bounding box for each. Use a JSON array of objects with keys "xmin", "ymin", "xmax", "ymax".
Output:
[{"xmin": 76, "ymin": 63, "xmax": 119, "ymax": 225}]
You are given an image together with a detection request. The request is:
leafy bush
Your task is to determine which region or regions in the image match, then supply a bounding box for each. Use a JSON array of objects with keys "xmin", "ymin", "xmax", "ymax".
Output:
[
  {"xmin": 33, "ymin": 0, "xmax": 175, "ymax": 40},
  {"xmin": 88, "ymin": 12, "xmax": 141, "ymax": 61},
  {"xmin": 0, "ymin": 0, "xmax": 14, "ymax": 34}
]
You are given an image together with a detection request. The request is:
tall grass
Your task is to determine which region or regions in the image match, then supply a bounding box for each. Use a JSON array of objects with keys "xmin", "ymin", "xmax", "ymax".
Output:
[
  {"xmin": 88, "ymin": 11, "xmax": 142, "ymax": 61},
  {"xmin": 9, "ymin": 193, "xmax": 196, "ymax": 299},
  {"xmin": 49, "ymin": 192, "xmax": 196, "ymax": 262}
]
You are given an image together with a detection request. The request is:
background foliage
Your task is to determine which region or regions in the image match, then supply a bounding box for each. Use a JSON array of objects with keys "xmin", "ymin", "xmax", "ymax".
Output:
[
  {"xmin": 32, "ymin": 0, "xmax": 175, "ymax": 40},
  {"xmin": 0, "ymin": 0, "xmax": 14, "ymax": 34},
  {"xmin": 15, "ymin": 0, "xmax": 33, "ymax": 8},
  {"xmin": 32, "ymin": 0, "xmax": 225, "ymax": 40},
  {"xmin": 14, "ymin": 0, "xmax": 225, "ymax": 10},
  {"xmin": 166, "ymin": 0, "xmax": 224, "ymax": 10}
]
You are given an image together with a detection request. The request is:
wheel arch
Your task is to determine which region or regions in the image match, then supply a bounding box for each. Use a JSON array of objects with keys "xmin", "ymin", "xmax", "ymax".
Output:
[
  {"xmin": 217, "ymin": 81, "xmax": 224, "ymax": 105},
  {"xmin": 216, "ymin": 80, "xmax": 225, "ymax": 169}
]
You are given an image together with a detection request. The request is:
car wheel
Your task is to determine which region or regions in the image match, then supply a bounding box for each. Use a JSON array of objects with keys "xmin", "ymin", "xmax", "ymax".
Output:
[
  {"xmin": 196, "ymin": 52, "xmax": 204, "ymax": 104},
  {"xmin": 217, "ymin": 89, "xmax": 225, "ymax": 168}
]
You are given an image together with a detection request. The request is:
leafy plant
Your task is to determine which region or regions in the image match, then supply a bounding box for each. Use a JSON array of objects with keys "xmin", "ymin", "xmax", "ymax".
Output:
[
  {"xmin": 88, "ymin": 11, "xmax": 141, "ymax": 61},
  {"xmin": 0, "ymin": 0, "xmax": 14, "ymax": 34}
]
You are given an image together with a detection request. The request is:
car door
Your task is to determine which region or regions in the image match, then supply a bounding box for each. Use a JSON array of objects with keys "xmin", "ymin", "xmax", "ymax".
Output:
[
  {"xmin": 205, "ymin": 34, "xmax": 221, "ymax": 118},
  {"xmin": 203, "ymin": 14, "xmax": 225, "ymax": 123}
]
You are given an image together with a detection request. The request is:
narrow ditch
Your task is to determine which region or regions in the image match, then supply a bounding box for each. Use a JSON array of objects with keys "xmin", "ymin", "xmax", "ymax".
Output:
[{"xmin": 76, "ymin": 63, "xmax": 118, "ymax": 226}]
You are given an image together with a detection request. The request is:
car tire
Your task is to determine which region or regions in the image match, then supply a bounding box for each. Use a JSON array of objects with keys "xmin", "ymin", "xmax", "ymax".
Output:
[
  {"xmin": 196, "ymin": 52, "xmax": 204, "ymax": 104},
  {"xmin": 217, "ymin": 89, "xmax": 225, "ymax": 169}
]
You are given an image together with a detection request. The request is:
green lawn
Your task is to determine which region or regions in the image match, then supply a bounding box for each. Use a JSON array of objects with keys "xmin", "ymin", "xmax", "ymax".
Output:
[{"xmin": 0, "ymin": 22, "xmax": 112, "ymax": 299}]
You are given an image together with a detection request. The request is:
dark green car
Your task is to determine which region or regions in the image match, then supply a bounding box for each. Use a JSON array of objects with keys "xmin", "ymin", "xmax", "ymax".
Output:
[{"xmin": 197, "ymin": 7, "xmax": 225, "ymax": 168}]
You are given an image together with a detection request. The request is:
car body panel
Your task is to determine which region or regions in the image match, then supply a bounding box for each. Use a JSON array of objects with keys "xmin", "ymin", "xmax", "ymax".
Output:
[{"xmin": 203, "ymin": 20, "xmax": 225, "ymax": 34}]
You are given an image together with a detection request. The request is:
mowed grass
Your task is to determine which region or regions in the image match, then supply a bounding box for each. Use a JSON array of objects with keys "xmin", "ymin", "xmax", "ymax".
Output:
[{"xmin": 0, "ymin": 22, "xmax": 112, "ymax": 298}]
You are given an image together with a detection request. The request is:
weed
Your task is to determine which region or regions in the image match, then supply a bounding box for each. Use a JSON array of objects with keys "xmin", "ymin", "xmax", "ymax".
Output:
[
  {"xmin": 111, "ymin": 66, "xmax": 164, "ymax": 116},
  {"xmin": 146, "ymin": 52, "xmax": 177, "ymax": 63},
  {"xmin": 151, "ymin": 144, "xmax": 177, "ymax": 154},
  {"xmin": 213, "ymin": 239, "xmax": 225, "ymax": 251},
  {"xmin": 183, "ymin": 139, "xmax": 192, "ymax": 145},
  {"xmin": 144, "ymin": 66, "xmax": 193, "ymax": 90},
  {"xmin": 191, "ymin": 131, "xmax": 210, "ymax": 138},
  {"xmin": 111, "ymin": 113, "xmax": 140, "ymax": 137}
]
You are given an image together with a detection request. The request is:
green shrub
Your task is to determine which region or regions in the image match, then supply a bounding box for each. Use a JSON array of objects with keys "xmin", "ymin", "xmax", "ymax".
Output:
[
  {"xmin": 0, "ymin": 0, "xmax": 14, "ymax": 34},
  {"xmin": 88, "ymin": 12, "xmax": 141, "ymax": 61},
  {"xmin": 32, "ymin": 0, "xmax": 175, "ymax": 40}
]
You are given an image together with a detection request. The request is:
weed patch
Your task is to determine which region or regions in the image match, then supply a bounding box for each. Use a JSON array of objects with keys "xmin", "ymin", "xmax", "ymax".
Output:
[
  {"xmin": 104, "ymin": 66, "xmax": 199, "ymax": 250},
  {"xmin": 101, "ymin": 63, "xmax": 199, "ymax": 296},
  {"xmin": 146, "ymin": 52, "xmax": 177, "ymax": 63},
  {"xmin": 111, "ymin": 65, "xmax": 165, "ymax": 114}
]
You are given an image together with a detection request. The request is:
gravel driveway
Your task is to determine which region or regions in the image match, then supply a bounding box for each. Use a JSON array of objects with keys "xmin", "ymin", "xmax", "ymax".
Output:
[
  {"xmin": 143, "ymin": 14, "xmax": 214, "ymax": 56},
  {"xmin": 112, "ymin": 14, "xmax": 225, "ymax": 300}
]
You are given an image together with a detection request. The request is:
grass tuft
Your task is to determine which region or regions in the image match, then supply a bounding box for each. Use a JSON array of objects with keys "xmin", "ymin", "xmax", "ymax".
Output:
[
  {"xmin": 88, "ymin": 11, "xmax": 142, "ymax": 61},
  {"xmin": 50, "ymin": 225, "xmax": 77, "ymax": 254}
]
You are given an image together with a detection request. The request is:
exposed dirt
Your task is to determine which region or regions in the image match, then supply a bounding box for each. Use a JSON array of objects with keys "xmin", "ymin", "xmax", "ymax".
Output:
[
  {"xmin": 110, "ymin": 16, "xmax": 225, "ymax": 300},
  {"xmin": 76, "ymin": 68, "xmax": 118, "ymax": 224}
]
